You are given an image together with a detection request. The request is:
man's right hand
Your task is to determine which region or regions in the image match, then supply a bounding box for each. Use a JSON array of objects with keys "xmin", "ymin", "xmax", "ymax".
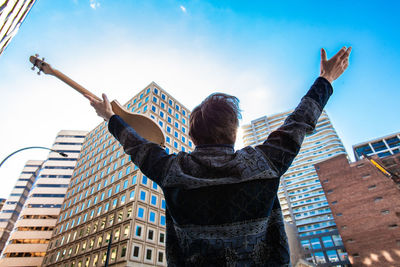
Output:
[
  {"xmin": 85, "ymin": 93, "xmax": 115, "ymax": 121},
  {"xmin": 320, "ymin": 46, "xmax": 352, "ymax": 83}
]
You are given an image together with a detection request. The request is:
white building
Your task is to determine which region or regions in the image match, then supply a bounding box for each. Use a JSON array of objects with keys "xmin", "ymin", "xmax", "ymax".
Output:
[
  {"xmin": 242, "ymin": 110, "xmax": 349, "ymax": 266},
  {"xmin": 0, "ymin": 130, "xmax": 86, "ymax": 266}
]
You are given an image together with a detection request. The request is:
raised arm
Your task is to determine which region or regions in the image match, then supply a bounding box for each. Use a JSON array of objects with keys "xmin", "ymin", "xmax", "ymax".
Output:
[
  {"xmin": 85, "ymin": 93, "xmax": 173, "ymax": 186},
  {"xmin": 257, "ymin": 47, "xmax": 351, "ymax": 175}
]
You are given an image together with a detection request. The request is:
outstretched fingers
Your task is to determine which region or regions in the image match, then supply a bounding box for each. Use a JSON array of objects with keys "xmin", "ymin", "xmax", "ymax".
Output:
[
  {"xmin": 340, "ymin": 47, "xmax": 352, "ymax": 60},
  {"xmin": 321, "ymin": 48, "xmax": 327, "ymax": 62},
  {"xmin": 332, "ymin": 46, "xmax": 347, "ymax": 60}
]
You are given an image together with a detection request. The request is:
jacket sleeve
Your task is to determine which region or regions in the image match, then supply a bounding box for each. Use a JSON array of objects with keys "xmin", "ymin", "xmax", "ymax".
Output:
[
  {"xmin": 256, "ymin": 77, "xmax": 333, "ymax": 176},
  {"xmin": 108, "ymin": 115, "xmax": 174, "ymax": 186}
]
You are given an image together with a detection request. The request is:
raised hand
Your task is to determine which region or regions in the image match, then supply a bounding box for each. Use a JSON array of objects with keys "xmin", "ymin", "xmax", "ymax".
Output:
[
  {"xmin": 320, "ymin": 46, "xmax": 352, "ymax": 83},
  {"xmin": 85, "ymin": 93, "xmax": 115, "ymax": 121}
]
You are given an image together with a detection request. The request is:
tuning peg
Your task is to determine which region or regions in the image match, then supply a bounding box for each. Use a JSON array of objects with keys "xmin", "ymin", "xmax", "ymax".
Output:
[
  {"xmin": 37, "ymin": 70, "xmax": 41, "ymax": 75},
  {"xmin": 42, "ymin": 57, "xmax": 45, "ymax": 61},
  {"xmin": 35, "ymin": 53, "xmax": 39, "ymax": 57},
  {"xmin": 31, "ymin": 66, "xmax": 36, "ymax": 70}
]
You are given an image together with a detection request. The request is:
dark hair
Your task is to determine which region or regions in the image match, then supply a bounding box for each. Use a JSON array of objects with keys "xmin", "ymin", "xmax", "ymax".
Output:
[{"xmin": 189, "ymin": 93, "xmax": 241, "ymax": 145}]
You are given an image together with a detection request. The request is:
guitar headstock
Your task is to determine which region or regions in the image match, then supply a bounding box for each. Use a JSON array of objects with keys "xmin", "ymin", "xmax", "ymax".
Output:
[{"xmin": 29, "ymin": 54, "xmax": 54, "ymax": 75}]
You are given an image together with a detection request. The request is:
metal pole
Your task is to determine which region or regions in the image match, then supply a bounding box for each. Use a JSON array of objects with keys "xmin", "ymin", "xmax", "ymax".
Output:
[
  {"xmin": 105, "ymin": 235, "xmax": 112, "ymax": 267},
  {"xmin": 0, "ymin": 146, "xmax": 68, "ymax": 168}
]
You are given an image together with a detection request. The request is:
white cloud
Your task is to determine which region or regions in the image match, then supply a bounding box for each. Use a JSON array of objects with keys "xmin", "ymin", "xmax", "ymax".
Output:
[
  {"xmin": 90, "ymin": 0, "xmax": 100, "ymax": 9},
  {"xmin": 180, "ymin": 5, "xmax": 187, "ymax": 13}
]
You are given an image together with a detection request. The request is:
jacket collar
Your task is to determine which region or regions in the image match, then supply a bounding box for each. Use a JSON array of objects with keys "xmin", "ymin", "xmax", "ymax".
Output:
[{"xmin": 193, "ymin": 144, "xmax": 235, "ymax": 154}]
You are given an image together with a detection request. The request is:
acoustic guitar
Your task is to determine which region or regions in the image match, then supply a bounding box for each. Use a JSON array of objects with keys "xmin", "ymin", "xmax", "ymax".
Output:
[{"xmin": 29, "ymin": 54, "xmax": 165, "ymax": 146}]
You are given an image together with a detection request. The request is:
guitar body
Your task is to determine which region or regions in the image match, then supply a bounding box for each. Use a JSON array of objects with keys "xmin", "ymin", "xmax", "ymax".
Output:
[
  {"xmin": 110, "ymin": 100, "xmax": 165, "ymax": 146},
  {"xmin": 29, "ymin": 55, "xmax": 165, "ymax": 146}
]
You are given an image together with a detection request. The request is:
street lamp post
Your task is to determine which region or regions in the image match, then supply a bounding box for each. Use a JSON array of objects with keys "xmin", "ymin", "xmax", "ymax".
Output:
[{"xmin": 0, "ymin": 146, "xmax": 68, "ymax": 168}]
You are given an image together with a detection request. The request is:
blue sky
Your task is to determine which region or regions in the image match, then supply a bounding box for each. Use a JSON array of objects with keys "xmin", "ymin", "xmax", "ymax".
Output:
[{"xmin": 0, "ymin": 0, "xmax": 399, "ymax": 198}]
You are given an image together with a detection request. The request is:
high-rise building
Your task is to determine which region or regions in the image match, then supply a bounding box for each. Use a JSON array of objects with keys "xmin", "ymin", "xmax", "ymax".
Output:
[
  {"xmin": 44, "ymin": 82, "xmax": 193, "ymax": 267},
  {"xmin": 353, "ymin": 132, "xmax": 400, "ymax": 161},
  {"xmin": 0, "ymin": 0, "xmax": 37, "ymax": 56},
  {"xmin": 242, "ymin": 110, "xmax": 350, "ymax": 266},
  {"xmin": 0, "ymin": 130, "xmax": 86, "ymax": 266},
  {"xmin": 315, "ymin": 153, "xmax": 400, "ymax": 265},
  {"xmin": 0, "ymin": 160, "xmax": 43, "ymax": 255}
]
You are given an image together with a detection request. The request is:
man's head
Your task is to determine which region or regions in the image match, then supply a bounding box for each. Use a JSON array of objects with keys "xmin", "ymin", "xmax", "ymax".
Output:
[{"xmin": 189, "ymin": 93, "xmax": 241, "ymax": 146}]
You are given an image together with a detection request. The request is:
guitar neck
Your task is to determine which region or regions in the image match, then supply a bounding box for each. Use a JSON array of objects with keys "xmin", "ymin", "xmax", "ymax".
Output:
[{"xmin": 51, "ymin": 69, "xmax": 101, "ymax": 101}]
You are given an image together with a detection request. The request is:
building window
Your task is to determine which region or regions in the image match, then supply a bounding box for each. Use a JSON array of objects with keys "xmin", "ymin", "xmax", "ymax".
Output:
[
  {"xmin": 160, "ymin": 215, "xmax": 166, "ymax": 226},
  {"xmin": 149, "ymin": 211, "xmax": 156, "ymax": 223},
  {"xmin": 159, "ymin": 232, "xmax": 165, "ymax": 243},
  {"xmin": 135, "ymin": 225, "xmax": 142, "ymax": 237},
  {"xmin": 133, "ymin": 246, "xmax": 140, "ymax": 257},
  {"xmin": 121, "ymin": 245, "xmax": 127, "ymax": 258},
  {"xmin": 146, "ymin": 248, "xmax": 152, "ymax": 260},
  {"xmin": 142, "ymin": 175, "xmax": 148, "ymax": 185},
  {"xmin": 158, "ymin": 251, "xmax": 164, "ymax": 263},
  {"xmin": 322, "ymin": 236, "xmax": 334, "ymax": 248},
  {"xmin": 381, "ymin": 210, "xmax": 390, "ymax": 215},
  {"xmin": 138, "ymin": 207, "xmax": 145, "ymax": 218},
  {"xmin": 140, "ymin": 191, "xmax": 146, "ymax": 201},
  {"xmin": 151, "ymin": 195, "xmax": 157, "ymax": 206},
  {"xmin": 148, "ymin": 229, "xmax": 154, "ymax": 240},
  {"xmin": 152, "ymin": 182, "xmax": 158, "ymax": 190},
  {"xmin": 129, "ymin": 190, "xmax": 135, "ymax": 200},
  {"xmin": 310, "ymin": 238, "xmax": 321, "ymax": 249}
]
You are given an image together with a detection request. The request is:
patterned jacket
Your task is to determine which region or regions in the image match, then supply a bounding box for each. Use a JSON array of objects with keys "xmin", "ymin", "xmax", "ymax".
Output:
[{"xmin": 108, "ymin": 77, "xmax": 333, "ymax": 267}]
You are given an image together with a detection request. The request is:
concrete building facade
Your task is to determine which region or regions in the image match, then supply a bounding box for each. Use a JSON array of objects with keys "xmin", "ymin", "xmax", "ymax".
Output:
[
  {"xmin": 315, "ymin": 153, "xmax": 400, "ymax": 266},
  {"xmin": 44, "ymin": 83, "xmax": 193, "ymax": 266},
  {"xmin": 0, "ymin": 130, "xmax": 86, "ymax": 266},
  {"xmin": 242, "ymin": 110, "xmax": 349, "ymax": 266},
  {"xmin": 353, "ymin": 132, "xmax": 400, "ymax": 161},
  {"xmin": 0, "ymin": 160, "xmax": 43, "ymax": 255}
]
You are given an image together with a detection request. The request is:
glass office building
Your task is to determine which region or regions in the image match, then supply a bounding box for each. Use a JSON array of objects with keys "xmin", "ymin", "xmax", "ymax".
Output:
[
  {"xmin": 242, "ymin": 110, "xmax": 350, "ymax": 266},
  {"xmin": 353, "ymin": 132, "xmax": 400, "ymax": 161},
  {"xmin": 44, "ymin": 82, "xmax": 193, "ymax": 266}
]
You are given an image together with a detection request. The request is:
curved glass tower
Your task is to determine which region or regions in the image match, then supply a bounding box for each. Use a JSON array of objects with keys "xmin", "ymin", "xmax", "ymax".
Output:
[{"xmin": 242, "ymin": 110, "xmax": 350, "ymax": 266}]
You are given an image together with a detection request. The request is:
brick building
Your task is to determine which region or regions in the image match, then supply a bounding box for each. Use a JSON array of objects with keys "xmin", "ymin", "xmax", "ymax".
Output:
[{"xmin": 315, "ymin": 154, "xmax": 400, "ymax": 266}]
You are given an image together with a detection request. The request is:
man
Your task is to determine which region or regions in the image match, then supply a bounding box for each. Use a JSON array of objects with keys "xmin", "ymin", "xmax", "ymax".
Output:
[{"xmin": 86, "ymin": 47, "xmax": 351, "ymax": 266}]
